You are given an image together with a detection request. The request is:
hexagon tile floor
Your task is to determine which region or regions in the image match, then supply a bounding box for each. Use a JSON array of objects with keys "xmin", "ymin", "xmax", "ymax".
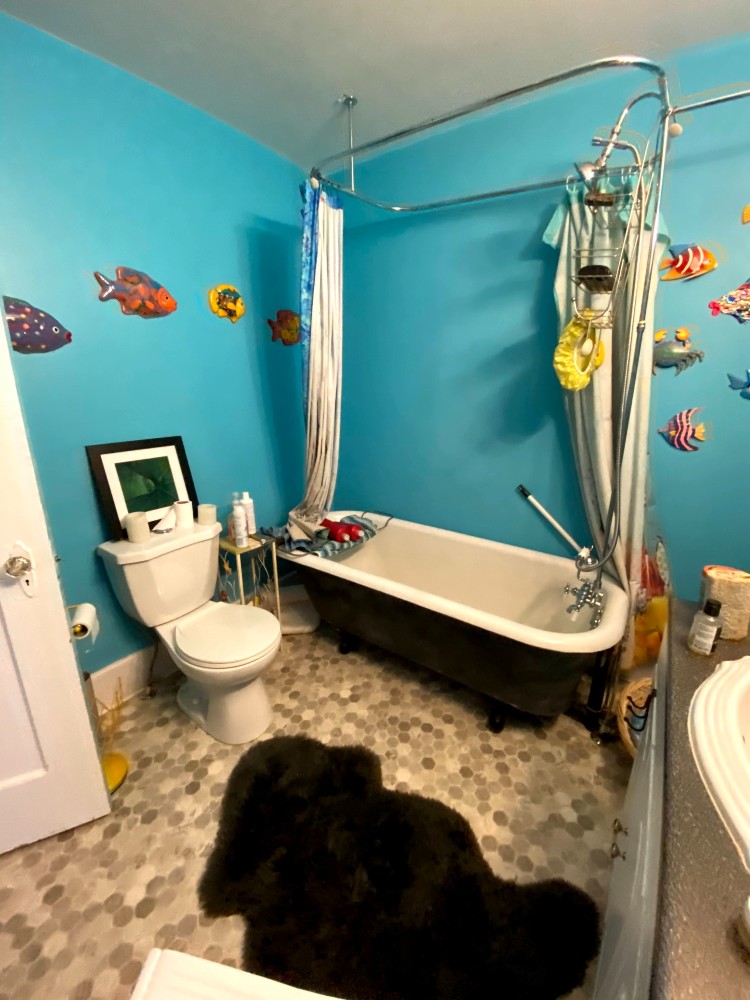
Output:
[{"xmin": 0, "ymin": 626, "xmax": 631, "ymax": 1000}]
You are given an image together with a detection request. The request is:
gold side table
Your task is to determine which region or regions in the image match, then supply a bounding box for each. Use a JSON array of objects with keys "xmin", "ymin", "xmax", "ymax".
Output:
[{"xmin": 219, "ymin": 534, "xmax": 282, "ymax": 620}]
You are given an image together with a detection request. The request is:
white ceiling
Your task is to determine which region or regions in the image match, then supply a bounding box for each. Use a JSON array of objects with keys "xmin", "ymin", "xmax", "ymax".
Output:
[{"xmin": 2, "ymin": 1, "xmax": 748, "ymax": 167}]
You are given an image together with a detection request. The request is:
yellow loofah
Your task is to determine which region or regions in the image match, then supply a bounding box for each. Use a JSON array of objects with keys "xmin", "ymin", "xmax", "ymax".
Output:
[{"xmin": 553, "ymin": 311, "xmax": 605, "ymax": 391}]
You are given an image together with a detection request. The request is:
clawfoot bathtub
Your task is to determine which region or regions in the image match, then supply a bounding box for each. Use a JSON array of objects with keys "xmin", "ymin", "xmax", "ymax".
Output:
[{"xmin": 281, "ymin": 513, "xmax": 628, "ymax": 730}]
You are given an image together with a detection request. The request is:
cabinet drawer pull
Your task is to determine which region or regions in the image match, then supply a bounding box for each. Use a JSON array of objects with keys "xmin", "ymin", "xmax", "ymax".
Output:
[
  {"xmin": 612, "ymin": 817, "xmax": 629, "ymax": 836},
  {"xmin": 610, "ymin": 841, "xmax": 627, "ymax": 861}
]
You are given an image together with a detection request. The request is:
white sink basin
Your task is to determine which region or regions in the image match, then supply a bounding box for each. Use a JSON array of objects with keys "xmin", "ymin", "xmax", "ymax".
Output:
[{"xmin": 688, "ymin": 655, "xmax": 750, "ymax": 872}]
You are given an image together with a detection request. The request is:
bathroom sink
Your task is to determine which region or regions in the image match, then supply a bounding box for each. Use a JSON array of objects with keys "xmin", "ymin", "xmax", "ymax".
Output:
[{"xmin": 688, "ymin": 655, "xmax": 750, "ymax": 872}]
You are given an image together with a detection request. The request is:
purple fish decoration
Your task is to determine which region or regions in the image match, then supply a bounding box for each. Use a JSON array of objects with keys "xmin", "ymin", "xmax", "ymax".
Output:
[
  {"xmin": 3, "ymin": 297, "xmax": 72, "ymax": 354},
  {"xmin": 657, "ymin": 407, "xmax": 706, "ymax": 452},
  {"xmin": 708, "ymin": 279, "xmax": 750, "ymax": 324}
]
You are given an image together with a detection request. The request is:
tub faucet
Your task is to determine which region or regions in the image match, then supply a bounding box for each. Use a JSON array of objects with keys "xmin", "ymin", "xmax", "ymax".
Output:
[{"xmin": 564, "ymin": 581, "xmax": 605, "ymax": 630}]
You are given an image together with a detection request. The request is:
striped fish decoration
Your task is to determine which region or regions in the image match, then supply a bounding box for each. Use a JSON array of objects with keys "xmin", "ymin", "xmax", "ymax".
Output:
[
  {"xmin": 659, "ymin": 243, "xmax": 717, "ymax": 282},
  {"xmin": 657, "ymin": 407, "xmax": 707, "ymax": 451}
]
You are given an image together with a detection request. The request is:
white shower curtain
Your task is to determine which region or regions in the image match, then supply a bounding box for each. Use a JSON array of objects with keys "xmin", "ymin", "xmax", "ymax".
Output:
[
  {"xmin": 544, "ymin": 182, "xmax": 668, "ymax": 659},
  {"xmin": 289, "ymin": 189, "xmax": 344, "ymax": 539}
]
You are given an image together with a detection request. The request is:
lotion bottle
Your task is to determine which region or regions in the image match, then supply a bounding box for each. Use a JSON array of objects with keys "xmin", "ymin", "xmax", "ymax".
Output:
[
  {"xmin": 241, "ymin": 491, "xmax": 256, "ymax": 535},
  {"xmin": 232, "ymin": 500, "xmax": 248, "ymax": 548},
  {"xmin": 687, "ymin": 598, "xmax": 723, "ymax": 655}
]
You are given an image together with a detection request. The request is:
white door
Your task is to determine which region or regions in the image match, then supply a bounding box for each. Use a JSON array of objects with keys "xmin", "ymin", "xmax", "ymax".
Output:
[{"xmin": 0, "ymin": 313, "xmax": 110, "ymax": 854}]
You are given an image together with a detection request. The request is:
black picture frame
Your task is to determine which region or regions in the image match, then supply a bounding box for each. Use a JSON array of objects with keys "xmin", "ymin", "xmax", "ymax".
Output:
[{"xmin": 86, "ymin": 436, "xmax": 198, "ymax": 540}]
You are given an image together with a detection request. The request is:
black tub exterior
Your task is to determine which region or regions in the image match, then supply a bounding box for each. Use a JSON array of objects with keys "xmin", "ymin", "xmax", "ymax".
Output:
[{"xmin": 296, "ymin": 565, "xmax": 598, "ymax": 717}]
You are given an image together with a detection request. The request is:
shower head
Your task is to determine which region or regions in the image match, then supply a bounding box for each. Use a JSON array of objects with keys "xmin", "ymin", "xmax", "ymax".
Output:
[{"xmin": 575, "ymin": 160, "xmax": 603, "ymax": 188}]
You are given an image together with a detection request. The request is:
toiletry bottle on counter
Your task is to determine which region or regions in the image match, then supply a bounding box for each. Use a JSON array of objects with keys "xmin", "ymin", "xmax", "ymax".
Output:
[
  {"xmin": 232, "ymin": 500, "xmax": 248, "ymax": 548},
  {"xmin": 687, "ymin": 598, "xmax": 723, "ymax": 655},
  {"xmin": 241, "ymin": 491, "xmax": 256, "ymax": 535}
]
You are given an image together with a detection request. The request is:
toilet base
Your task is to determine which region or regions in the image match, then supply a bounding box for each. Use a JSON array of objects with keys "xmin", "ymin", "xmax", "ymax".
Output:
[{"xmin": 176, "ymin": 676, "xmax": 272, "ymax": 745}]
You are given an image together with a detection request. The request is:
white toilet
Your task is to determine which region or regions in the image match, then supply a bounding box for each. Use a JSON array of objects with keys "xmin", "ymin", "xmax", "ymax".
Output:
[{"xmin": 98, "ymin": 522, "xmax": 281, "ymax": 744}]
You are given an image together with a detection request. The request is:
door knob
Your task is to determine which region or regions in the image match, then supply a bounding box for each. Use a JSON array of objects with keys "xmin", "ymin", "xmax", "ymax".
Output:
[{"xmin": 4, "ymin": 555, "xmax": 32, "ymax": 578}]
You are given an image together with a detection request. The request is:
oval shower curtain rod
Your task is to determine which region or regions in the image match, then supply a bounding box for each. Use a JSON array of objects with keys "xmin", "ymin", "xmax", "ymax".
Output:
[
  {"xmin": 311, "ymin": 54, "xmax": 750, "ymax": 215},
  {"xmin": 311, "ymin": 55, "xmax": 670, "ymax": 212}
]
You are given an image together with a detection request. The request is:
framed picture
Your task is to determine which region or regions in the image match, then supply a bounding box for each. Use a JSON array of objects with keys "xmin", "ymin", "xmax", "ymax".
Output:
[{"xmin": 86, "ymin": 436, "xmax": 198, "ymax": 540}]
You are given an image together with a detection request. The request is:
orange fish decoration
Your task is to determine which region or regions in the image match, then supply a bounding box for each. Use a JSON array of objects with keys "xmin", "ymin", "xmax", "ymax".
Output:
[
  {"xmin": 742, "ymin": 205, "xmax": 750, "ymax": 225},
  {"xmin": 267, "ymin": 309, "xmax": 300, "ymax": 346},
  {"xmin": 94, "ymin": 267, "xmax": 177, "ymax": 318},
  {"xmin": 659, "ymin": 244, "xmax": 717, "ymax": 282}
]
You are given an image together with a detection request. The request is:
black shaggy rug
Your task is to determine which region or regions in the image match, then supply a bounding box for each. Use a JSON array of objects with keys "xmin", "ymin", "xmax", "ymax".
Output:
[{"xmin": 199, "ymin": 735, "xmax": 600, "ymax": 1000}]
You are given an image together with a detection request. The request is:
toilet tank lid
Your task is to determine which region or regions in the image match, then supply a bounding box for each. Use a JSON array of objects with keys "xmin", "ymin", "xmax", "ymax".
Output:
[{"xmin": 97, "ymin": 521, "xmax": 221, "ymax": 565}]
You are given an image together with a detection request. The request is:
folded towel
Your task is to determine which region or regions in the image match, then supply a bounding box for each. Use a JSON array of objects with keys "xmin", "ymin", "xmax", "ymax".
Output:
[{"xmin": 263, "ymin": 515, "xmax": 378, "ymax": 558}]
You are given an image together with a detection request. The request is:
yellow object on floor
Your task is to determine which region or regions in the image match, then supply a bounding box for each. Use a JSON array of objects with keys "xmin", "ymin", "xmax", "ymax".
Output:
[
  {"xmin": 101, "ymin": 751, "xmax": 129, "ymax": 793},
  {"xmin": 553, "ymin": 310, "xmax": 605, "ymax": 390}
]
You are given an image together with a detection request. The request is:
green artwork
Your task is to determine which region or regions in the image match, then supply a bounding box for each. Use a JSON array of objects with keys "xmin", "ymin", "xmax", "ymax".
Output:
[{"xmin": 115, "ymin": 456, "xmax": 178, "ymax": 513}]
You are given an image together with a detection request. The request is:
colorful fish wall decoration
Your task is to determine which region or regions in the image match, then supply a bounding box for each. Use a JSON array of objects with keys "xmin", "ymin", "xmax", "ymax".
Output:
[
  {"xmin": 659, "ymin": 244, "xmax": 717, "ymax": 282},
  {"xmin": 3, "ymin": 297, "xmax": 72, "ymax": 354},
  {"xmin": 742, "ymin": 205, "xmax": 750, "ymax": 225},
  {"xmin": 208, "ymin": 284, "xmax": 245, "ymax": 323},
  {"xmin": 727, "ymin": 371, "xmax": 750, "ymax": 400},
  {"xmin": 709, "ymin": 279, "xmax": 750, "ymax": 324},
  {"xmin": 94, "ymin": 267, "xmax": 177, "ymax": 318},
  {"xmin": 267, "ymin": 309, "xmax": 300, "ymax": 346},
  {"xmin": 657, "ymin": 408, "xmax": 707, "ymax": 452},
  {"xmin": 652, "ymin": 328, "xmax": 704, "ymax": 375}
]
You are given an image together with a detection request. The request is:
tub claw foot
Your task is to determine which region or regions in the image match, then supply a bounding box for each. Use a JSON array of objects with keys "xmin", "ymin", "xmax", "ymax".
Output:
[
  {"xmin": 337, "ymin": 630, "xmax": 360, "ymax": 655},
  {"xmin": 487, "ymin": 703, "xmax": 508, "ymax": 734}
]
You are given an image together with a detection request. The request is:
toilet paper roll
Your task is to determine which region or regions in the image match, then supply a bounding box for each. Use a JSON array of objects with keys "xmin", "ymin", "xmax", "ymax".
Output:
[
  {"xmin": 701, "ymin": 565, "xmax": 750, "ymax": 640},
  {"xmin": 197, "ymin": 503, "xmax": 217, "ymax": 525},
  {"xmin": 174, "ymin": 500, "xmax": 194, "ymax": 529},
  {"xmin": 124, "ymin": 511, "xmax": 150, "ymax": 543},
  {"xmin": 70, "ymin": 603, "xmax": 100, "ymax": 644}
]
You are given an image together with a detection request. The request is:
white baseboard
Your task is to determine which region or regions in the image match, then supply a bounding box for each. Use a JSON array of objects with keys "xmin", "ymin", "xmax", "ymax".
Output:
[{"xmin": 90, "ymin": 642, "xmax": 176, "ymax": 709}]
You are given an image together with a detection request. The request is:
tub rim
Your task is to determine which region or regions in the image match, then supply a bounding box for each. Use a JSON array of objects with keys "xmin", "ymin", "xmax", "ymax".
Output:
[{"xmin": 279, "ymin": 512, "xmax": 629, "ymax": 654}]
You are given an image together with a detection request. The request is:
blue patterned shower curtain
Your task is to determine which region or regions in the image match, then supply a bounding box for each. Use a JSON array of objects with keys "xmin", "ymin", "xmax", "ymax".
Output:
[
  {"xmin": 299, "ymin": 179, "xmax": 321, "ymax": 416},
  {"xmin": 289, "ymin": 181, "xmax": 344, "ymax": 540}
]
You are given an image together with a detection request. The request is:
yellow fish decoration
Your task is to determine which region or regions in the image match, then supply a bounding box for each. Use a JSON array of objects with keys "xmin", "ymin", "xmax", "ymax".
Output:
[
  {"xmin": 742, "ymin": 205, "xmax": 750, "ymax": 225},
  {"xmin": 208, "ymin": 284, "xmax": 245, "ymax": 323}
]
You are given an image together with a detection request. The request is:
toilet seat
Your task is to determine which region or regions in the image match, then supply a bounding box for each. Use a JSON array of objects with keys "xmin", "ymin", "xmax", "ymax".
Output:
[
  {"xmin": 175, "ymin": 603, "xmax": 281, "ymax": 669},
  {"xmin": 131, "ymin": 948, "xmax": 341, "ymax": 999}
]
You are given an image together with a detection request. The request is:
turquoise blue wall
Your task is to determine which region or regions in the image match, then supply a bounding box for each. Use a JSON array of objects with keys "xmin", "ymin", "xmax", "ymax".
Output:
[
  {"xmin": 337, "ymin": 67, "xmax": 659, "ymax": 559},
  {"xmin": 651, "ymin": 38, "xmax": 750, "ymax": 598},
  {"xmin": 337, "ymin": 37, "xmax": 750, "ymax": 598},
  {"xmin": 4, "ymin": 15, "xmax": 748, "ymax": 682},
  {"xmin": 0, "ymin": 15, "xmax": 304, "ymax": 672}
]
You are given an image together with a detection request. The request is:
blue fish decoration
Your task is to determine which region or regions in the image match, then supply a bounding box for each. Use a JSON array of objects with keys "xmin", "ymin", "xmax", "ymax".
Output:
[
  {"xmin": 657, "ymin": 407, "xmax": 707, "ymax": 452},
  {"xmin": 3, "ymin": 297, "xmax": 73, "ymax": 354},
  {"xmin": 727, "ymin": 370, "xmax": 750, "ymax": 400}
]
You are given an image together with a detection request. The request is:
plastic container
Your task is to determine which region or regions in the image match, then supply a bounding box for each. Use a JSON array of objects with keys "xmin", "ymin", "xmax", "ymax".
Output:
[
  {"xmin": 687, "ymin": 598, "xmax": 724, "ymax": 655},
  {"xmin": 241, "ymin": 491, "xmax": 256, "ymax": 535},
  {"xmin": 231, "ymin": 500, "xmax": 248, "ymax": 548}
]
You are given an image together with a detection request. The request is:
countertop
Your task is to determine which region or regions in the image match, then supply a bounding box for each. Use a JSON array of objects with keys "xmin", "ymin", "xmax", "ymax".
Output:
[{"xmin": 651, "ymin": 600, "xmax": 750, "ymax": 999}]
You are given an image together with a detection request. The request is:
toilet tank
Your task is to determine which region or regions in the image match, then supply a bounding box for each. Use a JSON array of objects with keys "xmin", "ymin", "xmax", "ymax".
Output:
[{"xmin": 98, "ymin": 522, "xmax": 222, "ymax": 627}]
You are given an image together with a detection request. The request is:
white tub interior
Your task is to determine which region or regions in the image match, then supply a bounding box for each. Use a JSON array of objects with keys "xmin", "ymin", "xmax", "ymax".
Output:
[{"xmin": 283, "ymin": 513, "xmax": 629, "ymax": 654}]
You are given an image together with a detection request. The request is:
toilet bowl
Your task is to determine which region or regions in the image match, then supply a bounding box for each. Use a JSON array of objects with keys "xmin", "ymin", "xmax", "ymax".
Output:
[
  {"xmin": 156, "ymin": 601, "xmax": 281, "ymax": 744},
  {"xmin": 98, "ymin": 522, "xmax": 281, "ymax": 745}
]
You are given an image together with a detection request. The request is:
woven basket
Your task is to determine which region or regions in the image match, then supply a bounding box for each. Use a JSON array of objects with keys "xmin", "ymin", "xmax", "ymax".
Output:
[{"xmin": 617, "ymin": 677, "xmax": 654, "ymax": 758}]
